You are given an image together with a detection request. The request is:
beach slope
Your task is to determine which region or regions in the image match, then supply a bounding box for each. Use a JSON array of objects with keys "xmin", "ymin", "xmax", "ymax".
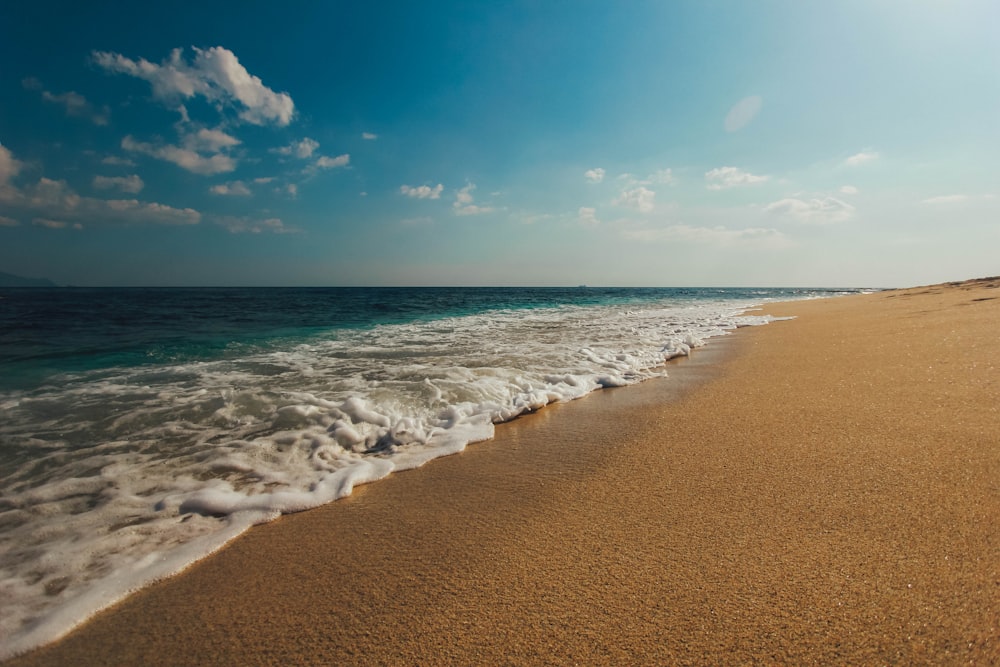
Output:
[{"xmin": 10, "ymin": 279, "xmax": 999, "ymax": 665}]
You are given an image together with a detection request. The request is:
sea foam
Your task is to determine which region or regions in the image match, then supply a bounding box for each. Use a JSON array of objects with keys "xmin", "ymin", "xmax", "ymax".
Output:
[{"xmin": 0, "ymin": 297, "xmax": 781, "ymax": 658}]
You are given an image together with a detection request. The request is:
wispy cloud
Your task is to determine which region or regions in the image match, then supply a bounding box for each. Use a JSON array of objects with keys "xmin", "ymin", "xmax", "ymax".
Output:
[
  {"xmin": 33, "ymin": 217, "xmax": 82, "ymax": 230},
  {"xmin": 844, "ymin": 150, "xmax": 879, "ymax": 167},
  {"xmin": 93, "ymin": 174, "xmax": 144, "ymax": 194},
  {"xmin": 453, "ymin": 183, "xmax": 494, "ymax": 216},
  {"xmin": 839, "ymin": 185, "xmax": 859, "ymax": 195},
  {"xmin": 584, "ymin": 168, "xmax": 605, "ymax": 184},
  {"xmin": 210, "ymin": 180, "xmax": 252, "ymax": 196},
  {"xmin": 122, "ymin": 135, "xmax": 237, "ymax": 175},
  {"xmin": 0, "ymin": 215, "xmax": 20, "ymax": 227},
  {"xmin": 705, "ymin": 166, "xmax": 769, "ymax": 190},
  {"xmin": 724, "ymin": 95, "xmax": 762, "ymax": 132},
  {"xmin": 93, "ymin": 46, "xmax": 295, "ymax": 126},
  {"xmin": 213, "ymin": 215, "xmax": 293, "ymax": 234},
  {"xmin": 921, "ymin": 194, "xmax": 968, "ymax": 205},
  {"xmin": 578, "ymin": 206, "xmax": 600, "ymax": 227},
  {"xmin": 400, "ymin": 184, "xmax": 444, "ymax": 199},
  {"xmin": 614, "ymin": 186, "xmax": 656, "ymax": 212},
  {"xmin": 272, "ymin": 137, "xmax": 319, "ymax": 159},
  {"xmin": 625, "ymin": 224, "xmax": 790, "ymax": 248},
  {"xmin": 764, "ymin": 196, "xmax": 855, "ymax": 224},
  {"xmin": 24, "ymin": 77, "xmax": 110, "ymax": 126},
  {"xmin": 362, "ymin": 132, "xmax": 378, "ymax": 140}
]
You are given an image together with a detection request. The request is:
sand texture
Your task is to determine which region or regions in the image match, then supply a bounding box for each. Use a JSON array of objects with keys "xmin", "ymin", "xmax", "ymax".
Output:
[{"xmin": 9, "ymin": 278, "xmax": 1000, "ymax": 665}]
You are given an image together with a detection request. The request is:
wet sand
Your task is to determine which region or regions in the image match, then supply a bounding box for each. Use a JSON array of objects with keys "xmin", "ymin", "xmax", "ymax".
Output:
[{"xmin": 10, "ymin": 279, "xmax": 1000, "ymax": 665}]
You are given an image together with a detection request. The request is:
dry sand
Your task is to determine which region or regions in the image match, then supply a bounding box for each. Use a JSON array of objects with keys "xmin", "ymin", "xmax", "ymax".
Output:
[{"xmin": 9, "ymin": 279, "xmax": 1000, "ymax": 665}]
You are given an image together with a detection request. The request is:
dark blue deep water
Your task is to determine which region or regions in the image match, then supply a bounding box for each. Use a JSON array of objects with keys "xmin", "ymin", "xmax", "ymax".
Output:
[{"xmin": 0, "ymin": 286, "xmax": 859, "ymax": 392}]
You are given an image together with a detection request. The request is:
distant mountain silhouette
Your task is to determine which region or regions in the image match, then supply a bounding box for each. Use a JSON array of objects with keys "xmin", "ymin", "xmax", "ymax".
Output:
[{"xmin": 0, "ymin": 271, "xmax": 57, "ymax": 287}]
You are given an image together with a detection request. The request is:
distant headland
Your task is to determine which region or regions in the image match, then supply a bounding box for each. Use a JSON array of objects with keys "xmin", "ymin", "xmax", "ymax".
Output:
[{"xmin": 0, "ymin": 271, "xmax": 58, "ymax": 287}]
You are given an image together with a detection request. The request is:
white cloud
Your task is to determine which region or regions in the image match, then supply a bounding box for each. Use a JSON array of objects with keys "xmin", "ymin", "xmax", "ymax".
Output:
[
  {"xmin": 273, "ymin": 137, "xmax": 320, "ymax": 159},
  {"xmin": 1, "ymin": 175, "xmax": 201, "ymax": 227},
  {"xmin": 578, "ymin": 206, "xmax": 600, "ymax": 227},
  {"xmin": 453, "ymin": 183, "xmax": 494, "ymax": 216},
  {"xmin": 314, "ymin": 154, "xmax": 350, "ymax": 169},
  {"xmin": 122, "ymin": 135, "xmax": 236, "ymax": 175},
  {"xmin": 93, "ymin": 174, "xmax": 144, "ymax": 193},
  {"xmin": 614, "ymin": 186, "xmax": 656, "ymax": 213},
  {"xmin": 844, "ymin": 151, "xmax": 879, "ymax": 167},
  {"xmin": 400, "ymin": 183, "xmax": 444, "ymax": 199},
  {"xmin": 705, "ymin": 166, "xmax": 769, "ymax": 190},
  {"xmin": 764, "ymin": 196, "xmax": 855, "ymax": 224},
  {"xmin": 93, "ymin": 46, "xmax": 295, "ymax": 126},
  {"xmin": 362, "ymin": 132, "xmax": 378, "ymax": 140},
  {"xmin": 839, "ymin": 185, "xmax": 859, "ymax": 195},
  {"xmin": 253, "ymin": 176, "xmax": 275, "ymax": 184},
  {"xmin": 584, "ymin": 168, "xmax": 605, "ymax": 184},
  {"xmin": 921, "ymin": 194, "xmax": 968, "ymax": 205},
  {"xmin": 724, "ymin": 95, "xmax": 762, "ymax": 132},
  {"xmin": 0, "ymin": 215, "xmax": 20, "ymax": 227},
  {"xmin": 0, "ymin": 144, "xmax": 23, "ymax": 184},
  {"xmin": 624, "ymin": 224, "xmax": 790, "ymax": 248},
  {"xmin": 25, "ymin": 78, "xmax": 110, "ymax": 125},
  {"xmin": 186, "ymin": 128, "xmax": 240, "ymax": 152},
  {"xmin": 33, "ymin": 218, "xmax": 80, "ymax": 230},
  {"xmin": 648, "ymin": 169, "xmax": 675, "ymax": 185},
  {"xmin": 210, "ymin": 180, "xmax": 252, "ymax": 196},
  {"xmin": 214, "ymin": 215, "xmax": 292, "ymax": 234},
  {"xmin": 101, "ymin": 156, "xmax": 136, "ymax": 167},
  {"xmin": 285, "ymin": 183, "xmax": 298, "ymax": 198}
]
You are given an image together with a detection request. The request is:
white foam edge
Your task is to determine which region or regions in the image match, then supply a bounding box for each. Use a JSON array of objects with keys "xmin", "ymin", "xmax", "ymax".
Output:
[{"xmin": 1, "ymin": 459, "xmax": 396, "ymax": 661}]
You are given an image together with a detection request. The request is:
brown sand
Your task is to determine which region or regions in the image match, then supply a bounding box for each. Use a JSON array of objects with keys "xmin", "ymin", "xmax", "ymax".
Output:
[{"xmin": 9, "ymin": 279, "xmax": 1000, "ymax": 666}]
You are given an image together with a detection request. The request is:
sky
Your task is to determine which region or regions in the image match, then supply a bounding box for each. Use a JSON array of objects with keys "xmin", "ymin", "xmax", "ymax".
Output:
[{"xmin": 1, "ymin": 1, "xmax": 998, "ymax": 287}]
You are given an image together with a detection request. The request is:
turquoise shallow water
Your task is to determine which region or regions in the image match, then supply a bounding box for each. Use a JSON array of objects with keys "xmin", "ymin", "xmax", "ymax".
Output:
[{"xmin": 0, "ymin": 285, "xmax": 866, "ymax": 656}]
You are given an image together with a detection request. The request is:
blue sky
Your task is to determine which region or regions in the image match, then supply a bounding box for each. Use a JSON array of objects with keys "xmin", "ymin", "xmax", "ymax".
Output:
[{"xmin": 1, "ymin": 1, "xmax": 997, "ymax": 286}]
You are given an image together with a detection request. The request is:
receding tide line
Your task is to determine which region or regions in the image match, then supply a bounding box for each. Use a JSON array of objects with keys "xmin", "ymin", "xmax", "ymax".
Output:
[{"xmin": 0, "ymin": 313, "xmax": 790, "ymax": 661}]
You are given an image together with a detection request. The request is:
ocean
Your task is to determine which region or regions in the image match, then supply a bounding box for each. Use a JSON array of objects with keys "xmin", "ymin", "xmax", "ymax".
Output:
[{"xmin": 0, "ymin": 286, "xmax": 864, "ymax": 656}]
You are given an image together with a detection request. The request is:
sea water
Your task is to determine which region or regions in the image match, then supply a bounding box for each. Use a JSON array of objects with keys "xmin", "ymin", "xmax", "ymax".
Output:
[{"xmin": 0, "ymin": 286, "xmax": 863, "ymax": 656}]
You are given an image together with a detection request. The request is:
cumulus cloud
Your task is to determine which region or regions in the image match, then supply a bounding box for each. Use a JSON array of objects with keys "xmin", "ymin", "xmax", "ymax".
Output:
[
  {"xmin": 705, "ymin": 166, "xmax": 769, "ymax": 190},
  {"xmin": 186, "ymin": 128, "xmax": 240, "ymax": 152},
  {"xmin": 1, "ymin": 175, "xmax": 201, "ymax": 227},
  {"xmin": 624, "ymin": 224, "xmax": 790, "ymax": 248},
  {"xmin": 764, "ymin": 196, "xmax": 855, "ymax": 224},
  {"xmin": 93, "ymin": 46, "xmax": 294, "ymax": 126},
  {"xmin": 584, "ymin": 168, "xmax": 605, "ymax": 184},
  {"xmin": 273, "ymin": 137, "xmax": 319, "ymax": 159},
  {"xmin": 122, "ymin": 135, "xmax": 236, "ymax": 175},
  {"xmin": 210, "ymin": 180, "xmax": 252, "ymax": 196},
  {"xmin": 921, "ymin": 194, "xmax": 968, "ymax": 205},
  {"xmin": 313, "ymin": 154, "xmax": 350, "ymax": 169},
  {"xmin": 844, "ymin": 151, "xmax": 879, "ymax": 167},
  {"xmin": 0, "ymin": 144, "xmax": 23, "ymax": 184},
  {"xmin": 453, "ymin": 183, "xmax": 494, "ymax": 216},
  {"xmin": 614, "ymin": 186, "xmax": 656, "ymax": 213},
  {"xmin": 578, "ymin": 206, "xmax": 600, "ymax": 227},
  {"xmin": 93, "ymin": 174, "xmax": 144, "ymax": 193},
  {"xmin": 724, "ymin": 95, "xmax": 762, "ymax": 132},
  {"xmin": 400, "ymin": 184, "xmax": 444, "ymax": 199}
]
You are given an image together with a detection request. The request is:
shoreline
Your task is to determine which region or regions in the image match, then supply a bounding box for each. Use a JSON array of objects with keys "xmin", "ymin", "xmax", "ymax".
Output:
[{"xmin": 9, "ymin": 279, "xmax": 1000, "ymax": 665}]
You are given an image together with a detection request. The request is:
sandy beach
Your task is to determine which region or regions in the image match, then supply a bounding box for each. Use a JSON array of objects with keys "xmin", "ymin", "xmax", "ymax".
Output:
[{"xmin": 9, "ymin": 278, "xmax": 999, "ymax": 665}]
